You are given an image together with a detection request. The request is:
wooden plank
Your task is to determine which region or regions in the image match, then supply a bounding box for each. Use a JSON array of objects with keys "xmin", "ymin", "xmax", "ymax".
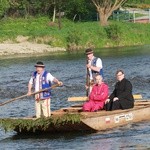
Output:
[
  {"xmin": 133, "ymin": 94, "xmax": 143, "ymax": 99},
  {"xmin": 68, "ymin": 96, "xmax": 88, "ymax": 101},
  {"xmin": 60, "ymin": 100, "xmax": 150, "ymax": 114},
  {"xmin": 135, "ymin": 101, "xmax": 150, "ymax": 105},
  {"xmin": 68, "ymin": 94, "xmax": 143, "ymax": 101}
]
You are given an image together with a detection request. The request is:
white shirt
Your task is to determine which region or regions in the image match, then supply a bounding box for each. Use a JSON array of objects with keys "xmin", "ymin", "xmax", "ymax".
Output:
[
  {"xmin": 88, "ymin": 57, "xmax": 103, "ymax": 80},
  {"xmin": 29, "ymin": 72, "xmax": 55, "ymax": 92}
]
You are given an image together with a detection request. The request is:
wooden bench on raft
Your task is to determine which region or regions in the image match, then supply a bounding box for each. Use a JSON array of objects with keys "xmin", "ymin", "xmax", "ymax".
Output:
[
  {"xmin": 61, "ymin": 94, "xmax": 149, "ymax": 113},
  {"xmin": 68, "ymin": 94, "xmax": 143, "ymax": 102}
]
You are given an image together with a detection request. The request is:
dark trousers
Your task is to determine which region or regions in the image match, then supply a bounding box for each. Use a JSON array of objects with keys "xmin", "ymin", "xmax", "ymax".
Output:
[
  {"xmin": 105, "ymin": 100, "xmax": 122, "ymax": 111},
  {"xmin": 105, "ymin": 99, "xmax": 134, "ymax": 111}
]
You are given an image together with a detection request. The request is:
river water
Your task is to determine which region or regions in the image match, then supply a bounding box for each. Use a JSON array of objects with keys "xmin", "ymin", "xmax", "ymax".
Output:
[{"xmin": 0, "ymin": 45, "xmax": 150, "ymax": 150}]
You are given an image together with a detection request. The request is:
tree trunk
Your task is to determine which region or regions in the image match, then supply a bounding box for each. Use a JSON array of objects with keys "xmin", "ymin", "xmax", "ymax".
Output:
[
  {"xmin": 98, "ymin": 11, "xmax": 109, "ymax": 26},
  {"xmin": 52, "ymin": 1, "xmax": 56, "ymax": 22},
  {"xmin": 91, "ymin": 0, "xmax": 128, "ymax": 26}
]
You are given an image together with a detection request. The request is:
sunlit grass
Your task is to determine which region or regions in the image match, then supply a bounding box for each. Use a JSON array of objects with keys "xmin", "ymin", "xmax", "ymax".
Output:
[{"xmin": 0, "ymin": 16, "xmax": 150, "ymax": 49}]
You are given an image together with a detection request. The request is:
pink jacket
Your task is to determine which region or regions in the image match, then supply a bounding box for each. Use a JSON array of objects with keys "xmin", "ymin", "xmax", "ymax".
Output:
[
  {"xmin": 89, "ymin": 83, "xmax": 109, "ymax": 104},
  {"xmin": 83, "ymin": 82, "xmax": 109, "ymax": 112}
]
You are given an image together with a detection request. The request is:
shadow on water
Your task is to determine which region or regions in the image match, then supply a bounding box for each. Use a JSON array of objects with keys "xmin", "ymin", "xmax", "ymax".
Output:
[
  {"xmin": 9, "ymin": 131, "xmax": 94, "ymax": 140},
  {"xmin": 2, "ymin": 121, "xmax": 149, "ymax": 141}
]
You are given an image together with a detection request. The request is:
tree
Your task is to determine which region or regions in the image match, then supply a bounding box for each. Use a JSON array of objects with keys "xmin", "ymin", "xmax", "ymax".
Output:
[
  {"xmin": 50, "ymin": 0, "xmax": 66, "ymax": 29},
  {"xmin": 64, "ymin": 0, "xmax": 90, "ymax": 21},
  {"xmin": 91, "ymin": 0, "xmax": 128, "ymax": 26}
]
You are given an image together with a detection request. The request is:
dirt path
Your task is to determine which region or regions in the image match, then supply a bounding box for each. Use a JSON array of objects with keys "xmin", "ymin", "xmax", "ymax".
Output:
[{"xmin": 0, "ymin": 42, "xmax": 66, "ymax": 56}]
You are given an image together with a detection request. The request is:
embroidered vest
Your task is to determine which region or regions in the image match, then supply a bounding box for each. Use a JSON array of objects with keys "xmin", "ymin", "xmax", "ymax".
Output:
[
  {"xmin": 33, "ymin": 71, "xmax": 51, "ymax": 99},
  {"xmin": 91, "ymin": 57, "xmax": 104, "ymax": 78}
]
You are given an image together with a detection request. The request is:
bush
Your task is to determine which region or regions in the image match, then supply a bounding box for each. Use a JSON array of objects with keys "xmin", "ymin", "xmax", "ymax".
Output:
[
  {"xmin": 104, "ymin": 24, "xmax": 122, "ymax": 41},
  {"xmin": 66, "ymin": 29, "xmax": 81, "ymax": 45},
  {"xmin": 0, "ymin": 0, "xmax": 9, "ymax": 18}
]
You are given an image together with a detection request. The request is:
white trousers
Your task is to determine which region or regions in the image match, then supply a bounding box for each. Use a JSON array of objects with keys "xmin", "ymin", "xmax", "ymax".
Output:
[{"xmin": 35, "ymin": 98, "xmax": 51, "ymax": 118}]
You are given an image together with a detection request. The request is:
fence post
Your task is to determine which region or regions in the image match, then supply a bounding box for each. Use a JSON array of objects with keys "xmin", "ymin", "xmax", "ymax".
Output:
[
  {"xmin": 117, "ymin": 11, "xmax": 119, "ymax": 21},
  {"xmin": 128, "ymin": 11, "xmax": 130, "ymax": 21},
  {"xmin": 97, "ymin": 13, "xmax": 99, "ymax": 21}
]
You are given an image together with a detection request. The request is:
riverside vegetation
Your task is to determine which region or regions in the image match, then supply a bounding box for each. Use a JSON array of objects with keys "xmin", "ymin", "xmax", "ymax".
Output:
[{"xmin": 0, "ymin": 17, "xmax": 150, "ymax": 51}]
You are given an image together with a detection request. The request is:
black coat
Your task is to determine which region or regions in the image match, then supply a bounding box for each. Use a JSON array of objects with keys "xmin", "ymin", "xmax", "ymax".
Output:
[{"xmin": 109, "ymin": 78, "xmax": 134, "ymax": 109}]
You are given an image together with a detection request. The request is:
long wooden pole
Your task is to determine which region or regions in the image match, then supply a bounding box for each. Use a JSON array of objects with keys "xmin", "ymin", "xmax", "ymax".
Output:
[
  {"xmin": 0, "ymin": 84, "xmax": 59, "ymax": 106},
  {"xmin": 86, "ymin": 59, "xmax": 90, "ymax": 96}
]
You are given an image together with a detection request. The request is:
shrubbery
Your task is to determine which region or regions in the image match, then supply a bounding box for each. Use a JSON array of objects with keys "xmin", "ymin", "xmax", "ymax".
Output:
[{"xmin": 105, "ymin": 24, "xmax": 122, "ymax": 41}]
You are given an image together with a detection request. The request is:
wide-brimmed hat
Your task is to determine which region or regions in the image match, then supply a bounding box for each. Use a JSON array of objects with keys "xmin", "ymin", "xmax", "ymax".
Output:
[
  {"xmin": 34, "ymin": 61, "xmax": 45, "ymax": 68},
  {"xmin": 85, "ymin": 48, "xmax": 93, "ymax": 55}
]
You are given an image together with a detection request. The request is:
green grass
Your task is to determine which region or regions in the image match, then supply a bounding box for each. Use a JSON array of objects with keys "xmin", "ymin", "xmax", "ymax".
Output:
[{"xmin": 0, "ymin": 16, "xmax": 150, "ymax": 50}]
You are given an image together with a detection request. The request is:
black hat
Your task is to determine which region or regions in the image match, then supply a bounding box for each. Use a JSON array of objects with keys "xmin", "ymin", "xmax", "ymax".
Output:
[
  {"xmin": 34, "ymin": 61, "xmax": 45, "ymax": 68},
  {"xmin": 85, "ymin": 48, "xmax": 93, "ymax": 55}
]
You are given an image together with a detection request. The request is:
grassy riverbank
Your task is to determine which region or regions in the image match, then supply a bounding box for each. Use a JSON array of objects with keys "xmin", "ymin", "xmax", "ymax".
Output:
[{"xmin": 0, "ymin": 17, "xmax": 150, "ymax": 51}]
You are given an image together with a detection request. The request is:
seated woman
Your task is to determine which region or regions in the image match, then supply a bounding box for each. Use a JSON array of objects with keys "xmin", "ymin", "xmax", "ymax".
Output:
[
  {"xmin": 83, "ymin": 75, "xmax": 109, "ymax": 112},
  {"xmin": 105, "ymin": 70, "xmax": 134, "ymax": 111}
]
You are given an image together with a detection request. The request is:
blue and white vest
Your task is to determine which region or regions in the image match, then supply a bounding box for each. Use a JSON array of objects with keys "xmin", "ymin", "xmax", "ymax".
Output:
[
  {"xmin": 33, "ymin": 71, "xmax": 51, "ymax": 99},
  {"xmin": 91, "ymin": 57, "xmax": 104, "ymax": 78}
]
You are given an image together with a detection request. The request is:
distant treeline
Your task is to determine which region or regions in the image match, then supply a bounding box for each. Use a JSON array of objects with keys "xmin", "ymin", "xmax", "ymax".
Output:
[
  {"xmin": 0, "ymin": 0, "xmax": 96, "ymax": 21},
  {"xmin": 0, "ymin": 0, "xmax": 150, "ymax": 20}
]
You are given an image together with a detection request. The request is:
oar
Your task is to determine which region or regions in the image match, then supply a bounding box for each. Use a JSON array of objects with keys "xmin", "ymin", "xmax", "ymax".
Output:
[{"xmin": 0, "ymin": 84, "xmax": 60, "ymax": 106}]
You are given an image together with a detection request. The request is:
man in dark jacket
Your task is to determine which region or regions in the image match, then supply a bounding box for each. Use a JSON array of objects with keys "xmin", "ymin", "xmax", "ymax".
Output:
[{"xmin": 105, "ymin": 70, "xmax": 134, "ymax": 111}]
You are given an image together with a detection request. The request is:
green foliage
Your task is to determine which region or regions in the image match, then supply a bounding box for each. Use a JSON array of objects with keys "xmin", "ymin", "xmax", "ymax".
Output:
[
  {"xmin": 0, "ymin": 114, "xmax": 81, "ymax": 132},
  {"xmin": 125, "ymin": 3, "xmax": 150, "ymax": 9},
  {"xmin": 104, "ymin": 24, "xmax": 122, "ymax": 41},
  {"xmin": 0, "ymin": 0, "xmax": 150, "ymax": 21},
  {"xmin": 108, "ymin": 21, "xmax": 150, "ymax": 47},
  {"xmin": 64, "ymin": 0, "xmax": 96, "ymax": 21},
  {"xmin": 0, "ymin": 0, "xmax": 9, "ymax": 17},
  {"xmin": 0, "ymin": 17, "xmax": 150, "ymax": 49},
  {"xmin": 125, "ymin": 0, "xmax": 150, "ymax": 8},
  {"xmin": 126, "ymin": 0, "xmax": 150, "ymax": 4},
  {"xmin": 6, "ymin": 0, "xmax": 54, "ymax": 17},
  {"xmin": 66, "ymin": 29, "xmax": 81, "ymax": 45},
  {"xmin": 0, "ymin": 0, "xmax": 97, "ymax": 22}
]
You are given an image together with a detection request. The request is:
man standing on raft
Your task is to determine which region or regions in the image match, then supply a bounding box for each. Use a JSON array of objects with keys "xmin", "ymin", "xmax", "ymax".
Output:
[
  {"xmin": 85, "ymin": 48, "xmax": 104, "ymax": 94},
  {"xmin": 27, "ymin": 61, "xmax": 63, "ymax": 118}
]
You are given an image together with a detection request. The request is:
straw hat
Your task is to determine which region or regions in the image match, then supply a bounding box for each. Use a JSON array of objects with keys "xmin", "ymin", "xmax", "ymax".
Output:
[
  {"xmin": 85, "ymin": 48, "xmax": 93, "ymax": 55},
  {"xmin": 34, "ymin": 61, "xmax": 45, "ymax": 68}
]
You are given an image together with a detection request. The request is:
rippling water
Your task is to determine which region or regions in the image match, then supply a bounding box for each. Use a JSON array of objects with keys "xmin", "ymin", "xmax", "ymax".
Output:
[{"xmin": 0, "ymin": 45, "xmax": 150, "ymax": 149}]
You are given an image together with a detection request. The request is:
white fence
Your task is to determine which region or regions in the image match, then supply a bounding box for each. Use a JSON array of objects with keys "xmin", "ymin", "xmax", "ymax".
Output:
[{"xmin": 112, "ymin": 8, "xmax": 150, "ymax": 23}]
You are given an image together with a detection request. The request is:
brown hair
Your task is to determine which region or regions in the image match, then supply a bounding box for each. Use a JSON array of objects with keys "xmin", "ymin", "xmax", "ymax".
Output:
[{"xmin": 116, "ymin": 69, "xmax": 124, "ymax": 75}]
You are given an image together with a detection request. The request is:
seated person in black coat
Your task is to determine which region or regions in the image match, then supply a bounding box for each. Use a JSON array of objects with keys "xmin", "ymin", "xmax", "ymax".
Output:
[{"xmin": 105, "ymin": 70, "xmax": 134, "ymax": 111}]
